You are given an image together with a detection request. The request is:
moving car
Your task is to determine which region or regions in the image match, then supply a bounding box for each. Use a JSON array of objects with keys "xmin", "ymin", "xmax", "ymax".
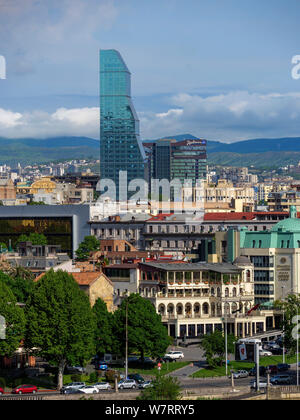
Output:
[
  {"xmin": 12, "ymin": 384, "xmax": 38, "ymax": 394},
  {"xmin": 79, "ymin": 385, "xmax": 99, "ymax": 394},
  {"xmin": 138, "ymin": 381, "xmax": 153, "ymax": 389},
  {"xmin": 164, "ymin": 351, "xmax": 184, "ymax": 360},
  {"xmin": 94, "ymin": 382, "xmax": 112, "ymax": 391},
  {"xmin": 60, "ymin": 382, "xmax": 85, "ymax": 394},
  {"xmin": 270, "ymin": 374, "xmax": 292, "ymax": 385},
  {"xmin": 232, "ymin": 370, "xmax": 249, "ymax": 379},
  {"xmin": 118, "ymin": 379, "xmax": 138, "ymax": 389},
  {"xmin": 250, "ymin": 380, "xmax": 270, "ymax": 389},
  {"xmin": 61, "ymin": 388, "xmax": 82, "ymax": 395}
]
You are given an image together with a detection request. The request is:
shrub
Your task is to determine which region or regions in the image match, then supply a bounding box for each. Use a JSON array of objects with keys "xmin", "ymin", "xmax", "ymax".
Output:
[
  {"xmin": 71, "ymin": 374, "xmax": 82, "ymax": 382},
  {"xmin": 105, "ymin": 369, "xmax": 120, "ymax": 384},
  {"xmin": 0, "ymin": 377, "xmax": 6, "ymax": 389},
  {"xmin": 89, "ymin": 372, "xmax": 98, "ymax": 383}
]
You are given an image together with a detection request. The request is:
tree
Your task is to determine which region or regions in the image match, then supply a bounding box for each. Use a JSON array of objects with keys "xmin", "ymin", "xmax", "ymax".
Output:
[
  {"xmin": 113, "ymin": 294, "xmax": 170, "ymax": 360},
  {"xmin": 0, "ymin": 278, "xmax": 26, "ymax": 357},
  {"xmin": 275, "ymin": 293, "xmax": 300, "ymax": 353},
  {"xmin": 75, "ymin": 236, "xmax": 100, "ymax": 260},
  {"xmin": 93, "ymin": 298, "xmax": 114, "ymax": 355},
  {"xmin": 0, "ymin": 270, "xmax": 34, "ymax": 304},
  {"xmin": 200, "ymin": 330, "xmax": 236, "ymax": 368},
  {"xmin": 25, "ymin": 269, "xmax": 96, "ymax": 390},
  {"xmin": 16, "ymin": 233, "xmax": 47, "ymax": 246},
  {"xmin": 137, "ymin": 374, "xmax": 181, "ymax": 400}
]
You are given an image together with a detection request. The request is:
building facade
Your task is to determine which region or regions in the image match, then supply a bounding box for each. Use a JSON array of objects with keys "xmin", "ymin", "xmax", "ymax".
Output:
[{"xmin": 138, "ymin": 260, "xmax": 273, "ymax": 339}]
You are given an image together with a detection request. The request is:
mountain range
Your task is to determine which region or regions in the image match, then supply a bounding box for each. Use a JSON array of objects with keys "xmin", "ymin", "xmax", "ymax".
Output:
[{"xmin": 2, "ymin": 135, "xmax": 300, "ymax": 169}]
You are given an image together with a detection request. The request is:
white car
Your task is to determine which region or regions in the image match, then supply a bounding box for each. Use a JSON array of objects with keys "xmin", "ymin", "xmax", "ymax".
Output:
[
  {"xmin": 94, "ymin": 382, "xmax": 112, "ymax": 391},
  {"xmin": 61, "ymin": 382, "xmax": 86, "ymax": 393},
  {"xmin": 260, "ymin": 350, "xmax": 272, "ymax": 356},
  {"xmin": 79, "ymin": 385, "xmax": 99, "ymax": 394},
  {"xmin": 232, "ymin": 370, "xmax": 249, "ymax": 379},
  {"xmin": 250, "ymin": 380, "xmax": 271, "ymax": 389},
  {"xmin": 164, "ymin": 351, "xmax": 184, "ymax": 360},
  {"xmin": 118, "ymin": 379, "xmax": 138, "ymax": 389}
]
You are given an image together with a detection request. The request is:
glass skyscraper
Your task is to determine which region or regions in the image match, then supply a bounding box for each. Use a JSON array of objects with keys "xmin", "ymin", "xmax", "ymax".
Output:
[{"xmin": 100, "ymin": 50, "xmax": 146, "ymax": 199}]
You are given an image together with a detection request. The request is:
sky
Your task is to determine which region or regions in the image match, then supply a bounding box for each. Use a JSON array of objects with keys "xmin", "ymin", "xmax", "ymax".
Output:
[{"xmin": 1, "ymin": 0, "xmax": 300, "ymax": 142}]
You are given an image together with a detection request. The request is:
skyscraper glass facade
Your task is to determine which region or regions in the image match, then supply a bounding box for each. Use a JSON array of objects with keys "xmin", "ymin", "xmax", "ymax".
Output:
[{"xmin": 100, "ymin": 50, "xmax": 146, "ymax": 199}]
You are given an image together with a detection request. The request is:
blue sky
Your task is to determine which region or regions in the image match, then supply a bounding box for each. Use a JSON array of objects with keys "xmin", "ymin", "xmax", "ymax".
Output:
[{"xmin": 0, "ymin": 0, "xmax": 300, "ymax": 141}]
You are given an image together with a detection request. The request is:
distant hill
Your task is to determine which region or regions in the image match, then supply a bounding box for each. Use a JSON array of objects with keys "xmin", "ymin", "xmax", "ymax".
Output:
[
  {"xmin": 2, "ymin": 134, "xmax": 300, "ymax": 168},
  {"xmin": 0, "ymin": 136, "xmax": 99, "ymax": 166}
]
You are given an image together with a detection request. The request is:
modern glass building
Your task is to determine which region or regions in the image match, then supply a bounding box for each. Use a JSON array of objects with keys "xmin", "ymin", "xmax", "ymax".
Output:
[{"xmin": 100, "ymin": 50, "xmax": 146, "ymax": 199}]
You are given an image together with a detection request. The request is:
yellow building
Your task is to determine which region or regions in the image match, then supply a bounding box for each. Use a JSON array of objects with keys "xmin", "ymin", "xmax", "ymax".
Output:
[{"xmin": 31, "ymin": 177, "xmax": 57, "ymax": 194}]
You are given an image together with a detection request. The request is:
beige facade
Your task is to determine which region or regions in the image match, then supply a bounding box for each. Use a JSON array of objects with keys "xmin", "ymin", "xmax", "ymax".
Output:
[
  {"xmin": 138, "ymin": 260, "xmax": 271, "ymax": 339},
  {"xmin": 71, "ymin": 271, "xmax": 115, "ymax": 310},
  {"xmin": 0, "ymin": 178, "xmax": 16, "ymax": 200}
]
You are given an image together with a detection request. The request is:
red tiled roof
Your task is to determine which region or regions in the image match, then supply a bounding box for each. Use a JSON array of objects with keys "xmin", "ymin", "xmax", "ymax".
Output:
[{"xmin": 204, "ymin": 212, "xmax": 256, "ymax": 221}]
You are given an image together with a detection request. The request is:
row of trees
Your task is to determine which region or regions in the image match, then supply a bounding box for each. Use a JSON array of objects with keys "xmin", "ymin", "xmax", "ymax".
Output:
[{"xmin": 0, "ymin": 269, "xmax": 170, "ymax": 390}]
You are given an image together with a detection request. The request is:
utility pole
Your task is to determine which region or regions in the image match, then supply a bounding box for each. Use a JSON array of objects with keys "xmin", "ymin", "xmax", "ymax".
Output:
[
  {"xmin": 225, "ymin": 299, "xmax": 228, "ymax": 377},
  {"xmin": 125, "ymin": 296, "xmax": 128, "ymax": 380}
]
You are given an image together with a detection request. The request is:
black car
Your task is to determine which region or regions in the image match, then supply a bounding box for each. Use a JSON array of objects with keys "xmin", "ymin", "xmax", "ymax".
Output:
[
  {"xmin": 277, "ymin": 363, "xmax": 291, "ymax": 372},
  {"xmin": 249, "ymin": 366, "xmax": 266, "ymax": 376},
  {"xmin": 127, "ymin": 373, "xmax": 145, "ymax": 384}
]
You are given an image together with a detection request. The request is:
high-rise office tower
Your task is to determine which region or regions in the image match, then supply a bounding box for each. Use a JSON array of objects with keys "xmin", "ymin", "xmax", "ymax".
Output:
[
  {"xmin": 100, "ymin": 50, "xmax": 146, "ymax": 200},
  {"xmin": 146, "ymin": 138, "xmax": 207, "ymax": 185}
]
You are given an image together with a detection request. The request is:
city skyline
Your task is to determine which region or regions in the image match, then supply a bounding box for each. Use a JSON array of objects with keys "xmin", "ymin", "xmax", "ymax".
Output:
[{"xmin": 0, "ymin": 0, "xmax": 300, "ymax": 141}]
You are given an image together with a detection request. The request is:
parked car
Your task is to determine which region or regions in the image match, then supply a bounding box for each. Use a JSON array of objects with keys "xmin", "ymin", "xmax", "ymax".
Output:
[
  {"xmin": 260, "ymin": 350, "xmax": 273, "ymax": 357},
  {"xmin": 164, "ymin": 351, "xmax": 184, "ymax": 360},
  {"xmin": 138, "ymin": 381, "xmax": 153, "ymax": 389},
  {"xmin": 249, "ymin": 366, "xmax": 266, "ymax": 376},
  {"xmin": 277, "ymin": 363, "xmax": 291, "ymax": 372},
  {"xmin": 79, "ymin": 385, "xmax": 99, "ymax": 394},
  {"xmin": 12, "ymin": 384, "xmax": 38, "ymax": 394},
  {"xmin": 60, "ymin": 382, "xmax": 85, "ymax": 394},
  {"xmin": 271, "ymin": 348, "xmax": 287, "ymax": 355},
  {"xmin": 66, "ymin": 366, "xmax": 86, "ymax": 374},
  {"xmin": 266, "ymin": 365, "xmax": 278, "ymax": 375},
  {"xmin": 127, "ymin": 373, "xmax": 145, "ymax": 384},
  {"xmin": 118, "ymin": 379, "xmax": 138, "ymax": 389},
  {"xmin": 0, "ymin": 387, "xmax": 4, "ymax": 395},
  {"xmin": 96, "ymin": 361, "xmax": 109, "ymax": 371},
  {"xmin": 94, "ymin": 382, "xmax": 112, "ymax": 391},
  {"xmin": 250, "ymin": 380, "xmax": 270, "ymax": 389},
  {"xmin": 270, "ymin": 374, "xmax": 292, "ymax": 385},
  {"xmin": 232, "ymin": 370, "xmax": 249, "ymax": 379}
]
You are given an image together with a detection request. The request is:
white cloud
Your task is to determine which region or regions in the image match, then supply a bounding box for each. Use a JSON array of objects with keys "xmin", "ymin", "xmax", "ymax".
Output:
[{"xmin": 1, "ymin": 91, "xmax": 300, "ymax": 141}]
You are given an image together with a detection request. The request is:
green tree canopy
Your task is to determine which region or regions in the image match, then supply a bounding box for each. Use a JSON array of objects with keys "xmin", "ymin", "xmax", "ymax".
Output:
[
  {"xmin": 113, "ymin": 293, "xmax": 170, "ymax": 360},
  {"xmin": 0, "ymin": 278, "xmax": 26, "ymax": 357},
  {"xmin": 93, "ymin": 298, "xmax": 114, "ymax": 355},
  {"xmin": 0, "ymin": 270, "xmax": 34, "ymax": 304},
  {"xmin": 137, "ymin": 374, "xmax": 181, "ymax": 401},
  {"xmin": 75, "ymin": 235, "xmax": 100, "ymax": 260},
  {"xmin": 17, "ymin": 233, "xmax": 48, "ymax": 246},
  {"xmin": 25, "ymin": 269, "xmax": 96, "ymax": 389},
  {"xmin": 275, "ymin": 293, "xmax": 300, "ymax": 353},
  {"xmin": 200, "ymin": 329, "xmax": 236, "ymax": 368}
]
